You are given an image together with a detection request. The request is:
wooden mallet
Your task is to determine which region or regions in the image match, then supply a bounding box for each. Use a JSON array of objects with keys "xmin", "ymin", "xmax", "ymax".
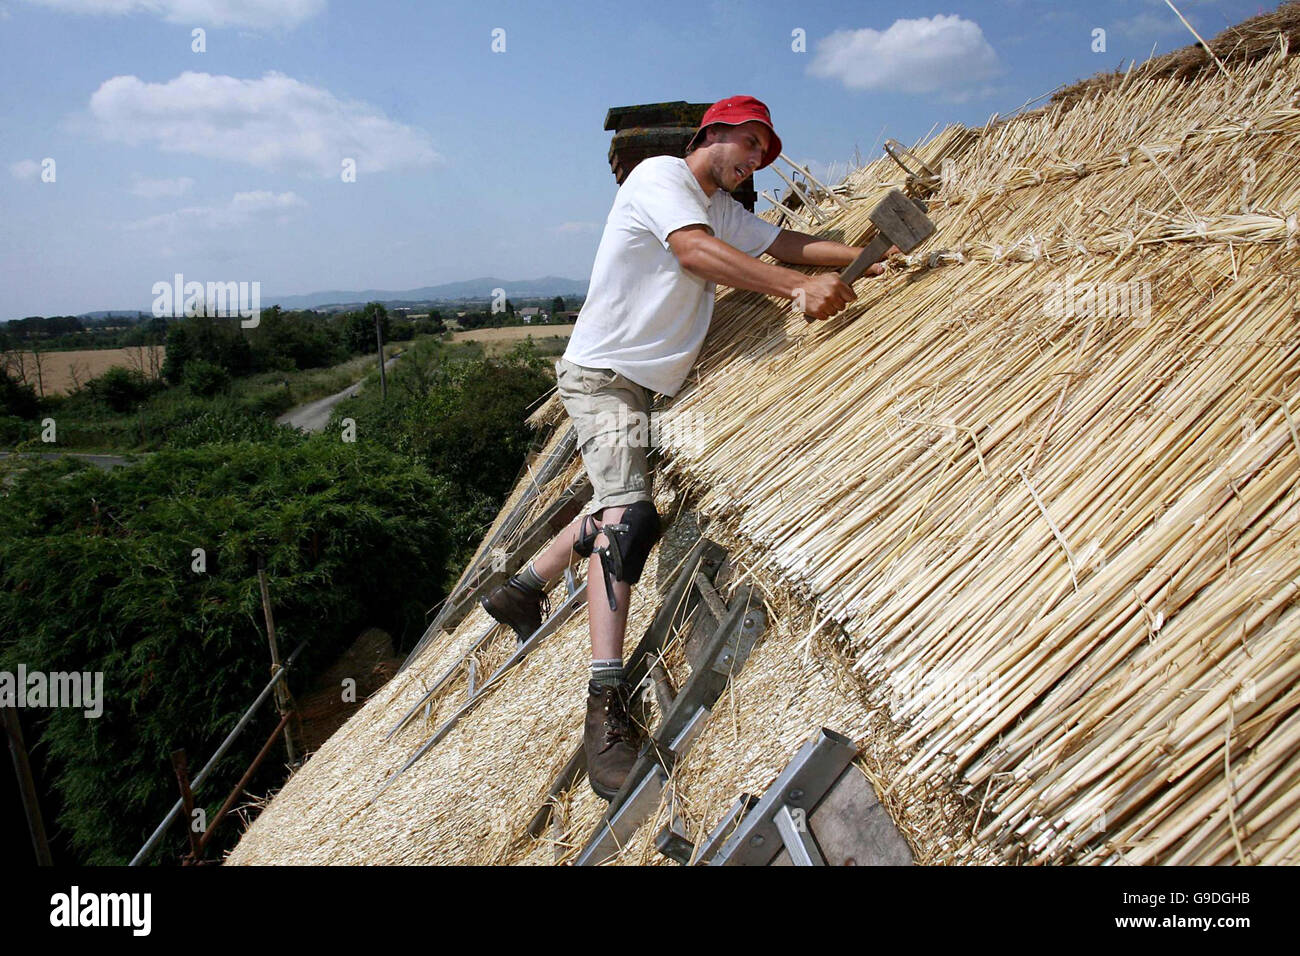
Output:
[{"xmin": 805, "ymin": 189, "xmax": 934, "ymax": 320}]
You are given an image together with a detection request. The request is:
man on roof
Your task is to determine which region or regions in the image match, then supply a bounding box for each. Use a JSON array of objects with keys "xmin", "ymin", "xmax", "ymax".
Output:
[{"xmin": 480, "ymin": 95, "xmax": 894, "ymax": 800}]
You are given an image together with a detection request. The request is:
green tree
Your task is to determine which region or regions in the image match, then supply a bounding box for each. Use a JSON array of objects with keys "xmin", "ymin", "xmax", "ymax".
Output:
[
  {"xmin": 181, "ymin": 359, "xmax": 232, "ymax": 397},
  {"xmin": 341, "ymin": 303, "xmax": 390, "ymax": 356},
  {"xmin": 0, "ymin": 367, "xmax": 40, "ymax": 418},
  {"xmin": 86, "ymin": 366, "xmax": 158, "ymax": 413},
  {"xmin": 328, "ymin": 346, "xmax": 552, "ymax": 568},
  {"xmin": 161, "ymin": 315, "xmax": 255, "ymax": 384},
  {"xmin": 0, "ymin": 439, "xmax": 456, "ymax": 864}
]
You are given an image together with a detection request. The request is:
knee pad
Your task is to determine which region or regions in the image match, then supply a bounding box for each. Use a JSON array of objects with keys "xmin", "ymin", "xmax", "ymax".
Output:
[{"xmin": 598, "ymin": 500, "xmax": 661, "ymax": 586}]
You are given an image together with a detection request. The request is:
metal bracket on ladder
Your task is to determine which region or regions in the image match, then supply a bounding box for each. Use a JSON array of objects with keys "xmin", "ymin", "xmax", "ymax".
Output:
[
  {"xmin": 707, "ymin": 728, "xmax": 857, "ymax": 865},
  {"xmin": 663, "ymin": 793, "xmax": 758, "ymax": 864},
  {"xmin": 683, "ymin": 727, "xmax": 913, "ymax": 866}
]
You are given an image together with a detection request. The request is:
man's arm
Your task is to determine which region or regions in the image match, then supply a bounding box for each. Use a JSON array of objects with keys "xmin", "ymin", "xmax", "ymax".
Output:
[
  {"xmin": 667, "ymin": 225, "xmax": 809, "ymax": 298},
  {"xmin": 667, "ymin": 225, "xmax": 888, "ymax": 320},
  {"xmin": 765, "ymin": 228, "xmax": 861, "ymax": 268},
  {"xmin": 668, "ymin": 226, "xmax": 893, "ymax": 293}
]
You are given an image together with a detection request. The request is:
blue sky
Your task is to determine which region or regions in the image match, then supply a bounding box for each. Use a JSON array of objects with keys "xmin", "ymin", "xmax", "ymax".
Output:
[{"xmin": 0, "ymin": 0, "xmax": 1271, "ymax": 319}]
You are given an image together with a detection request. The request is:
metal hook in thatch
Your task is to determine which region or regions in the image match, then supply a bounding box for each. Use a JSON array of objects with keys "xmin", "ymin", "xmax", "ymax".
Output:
[
  {"xmin": 883, "ymin": 138, "xmax": 938, "ymax": 183},
  {"xmin": 759, "ymin": 189, "xmax": 813, "ymax": 231},
  {"xmin": 768, "ymin": 161, "xmax": 828, "ymax": 224},
  {"xmin": 776, "ymin": 153, "xmax": 852, "ymax": 213}
]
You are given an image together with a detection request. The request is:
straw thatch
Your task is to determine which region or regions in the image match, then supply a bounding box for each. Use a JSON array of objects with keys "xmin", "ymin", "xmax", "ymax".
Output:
[
  {"xmin": 228, "ymin": 11, "xmax": 1299, "ymax": 865},
  {"xmin": 1052, "ymin": 2, "xmax": 1300, "ymax": 108}
]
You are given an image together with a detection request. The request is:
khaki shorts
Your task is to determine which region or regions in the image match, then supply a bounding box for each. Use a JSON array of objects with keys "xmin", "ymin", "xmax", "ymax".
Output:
[{"xmin": 555, "ymin": 357, "xmax": 654, "ymax": 515}]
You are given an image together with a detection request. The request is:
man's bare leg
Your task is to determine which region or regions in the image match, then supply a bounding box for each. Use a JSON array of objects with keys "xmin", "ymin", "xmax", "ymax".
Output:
[
  {"xmin": 529, "ymin": 511, "xmax": 589, "ymax": 581},
  {"xmin": 529, "ymin": 506, "xmax": 632, "ymax": 660}
]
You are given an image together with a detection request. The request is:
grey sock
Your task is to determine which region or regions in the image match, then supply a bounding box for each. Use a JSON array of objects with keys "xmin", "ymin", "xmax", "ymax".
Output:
[
  {"xmin": 516, "ymin": 561, "xmax": 547, "ymax": 593},
  {"xmin": 590, "ymin": 658, "xmax": 624, "ymax": 688}
]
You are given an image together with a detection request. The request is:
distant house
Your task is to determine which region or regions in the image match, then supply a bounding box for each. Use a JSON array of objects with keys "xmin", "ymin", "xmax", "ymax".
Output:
[
  {"xmin": 520, "ymin": 307, "xmax": 542, "ymax": 324},
  {"xmin": 556, "ymin": 310, "xmax": 581, "ymax": 323}
]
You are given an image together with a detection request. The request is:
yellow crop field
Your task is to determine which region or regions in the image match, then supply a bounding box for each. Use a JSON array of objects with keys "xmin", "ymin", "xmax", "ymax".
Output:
[
  {"xmin": 447, "ymin": 323, "xmax": 575, "ymax": 345},
  {"xmin": 5, "ymin": 346, "xmax": 165, "ymax": 396}
]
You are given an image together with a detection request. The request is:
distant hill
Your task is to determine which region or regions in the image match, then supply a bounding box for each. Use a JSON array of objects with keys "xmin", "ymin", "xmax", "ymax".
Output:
[
  {"xmin": 264, "ymin": 276, "xmax": 590, "ymax": 311},
  {"xmin": 3, "ymin": 277, "xmax": 590, "ymax": 323}
]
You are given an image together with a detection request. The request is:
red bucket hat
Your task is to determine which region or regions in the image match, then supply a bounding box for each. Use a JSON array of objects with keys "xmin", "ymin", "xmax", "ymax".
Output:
[{"xmin": 688, "ymin": 95, "xmax": 782, "ymax": 169}]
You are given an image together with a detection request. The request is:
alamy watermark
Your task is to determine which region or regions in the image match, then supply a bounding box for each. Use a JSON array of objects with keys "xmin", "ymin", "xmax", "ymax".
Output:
[
  {"xmin": 889, "ymin": 668, "xmax": 999, "ymax": 720},
  {"xmin": 1043, "ymin": 274, "xmax": 1152, "ymax": 326},
  {"xmin": 584, "ymin": 405, "xmax": 722, "ymax": 450},
  {"xmin": 1, "ymin": 664, "xmax": 103, "ymax": 718},
  {"xmin": 50, "ymin": 886, "xmax": 150, "ymax": 936},
  {"xmin": 152, "ymin": 273, "xmax": 261, "ymax": 328}
]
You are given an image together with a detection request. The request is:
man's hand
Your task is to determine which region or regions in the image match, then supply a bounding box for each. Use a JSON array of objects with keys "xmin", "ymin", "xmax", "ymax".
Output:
[
  {"xmin": 792, "ymin": 243, "xmax": 899, "ymax": 320},
  {"xmin": 795, "ymin": 273, "xmax": 856, "ymax": 321}
]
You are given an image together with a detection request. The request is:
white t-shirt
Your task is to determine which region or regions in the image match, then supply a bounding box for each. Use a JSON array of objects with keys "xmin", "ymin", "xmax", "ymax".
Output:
[{"xmin": 563, "ymin": 155, "xmax": 782, "ymax": 397}]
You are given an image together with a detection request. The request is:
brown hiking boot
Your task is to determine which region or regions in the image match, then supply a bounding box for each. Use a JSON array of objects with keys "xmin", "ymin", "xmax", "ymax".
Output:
[
  {"xmin": 479, "ymin": 576, "xmax": 547, "ymax": 641},
  {"xmin": 585, "ymin": 680, "xmax": 643, "ymax": 800}
]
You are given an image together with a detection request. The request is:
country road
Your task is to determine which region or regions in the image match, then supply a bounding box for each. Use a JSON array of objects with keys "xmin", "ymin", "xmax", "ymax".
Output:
[
  {"xmin": 0, "ymin": 353, "xmax": 402, "ymax": 477},
  {"xmin": 276, "ymin": 352, "xmax": 402, "ymax": 433}
]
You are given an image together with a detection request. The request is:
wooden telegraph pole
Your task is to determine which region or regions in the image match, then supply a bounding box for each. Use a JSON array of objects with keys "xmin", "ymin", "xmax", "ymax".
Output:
[
  {"xmin": 3, "ymin": 705, "xmax": 52, "ymax": 865},
  {"xmin": 373, "ymin": 310, "xmax": 388, "ymax": 402},
  {"xmin": 256, "ymin": 554, "xmax": 299, "ymax": 765}
]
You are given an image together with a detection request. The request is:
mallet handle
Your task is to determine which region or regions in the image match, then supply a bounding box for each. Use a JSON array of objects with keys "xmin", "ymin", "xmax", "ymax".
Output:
[
  {"xmin": 802, "ymin": 235, "xmax": 893, "ymax": 323},
  {"xmin": 840, "ymin": 235, "xmax": 893, "ymax": 285}
]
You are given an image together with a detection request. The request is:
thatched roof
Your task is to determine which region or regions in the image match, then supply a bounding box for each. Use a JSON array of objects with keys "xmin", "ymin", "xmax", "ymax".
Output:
[
  {"xmin": 227, "ymin": 10, "xmax": 1300, "ymax": 865},
  {"xmin": 1052, "ymin": 2, "xmax": 1300, "ymax": 107}
]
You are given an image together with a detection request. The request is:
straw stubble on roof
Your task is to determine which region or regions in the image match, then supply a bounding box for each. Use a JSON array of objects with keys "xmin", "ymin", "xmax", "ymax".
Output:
[{"xmin": 230, "ymin": 16, "xmax": 1299, "ymax": 865}]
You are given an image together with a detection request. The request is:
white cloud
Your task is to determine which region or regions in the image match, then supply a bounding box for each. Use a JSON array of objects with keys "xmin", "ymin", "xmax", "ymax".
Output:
[
  {"xmin": 808, "ymin": 15, "xmax": 1001, "ymax": 96},
  {"xmin": 18, "ymin": 0, "xmax": 324, "ymax": 29},
  {"xmin": 9, "ymin": 159, "xmax": 41, "ymax": 180},
  {"xmin": 125, "ymin": 189, "xmax": 304, "ymax": 232},
  {"xmin": 552, "ymin": 221, "xmax": 601, "ymax": 235},
  {"xmin": 130, "ymin": 175, "xmax": 194, "ymax": 198},
  {"xmin": 87, "ymin": 71, "xmax": 439, "ymax": 177}
]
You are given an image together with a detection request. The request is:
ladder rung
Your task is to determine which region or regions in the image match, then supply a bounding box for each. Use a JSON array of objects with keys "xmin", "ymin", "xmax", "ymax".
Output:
[{"xmin": 692, "ymin": 571, "xmax": 728, "ymax": 624}]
